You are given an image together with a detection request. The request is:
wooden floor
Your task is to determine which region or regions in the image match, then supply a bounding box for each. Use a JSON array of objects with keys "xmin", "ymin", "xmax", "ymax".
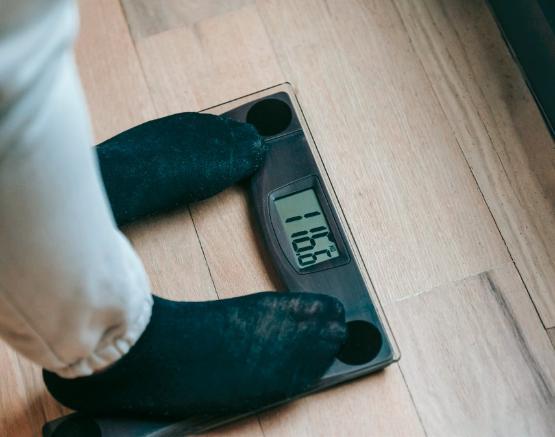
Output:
[{"xmin": 1, "ymin": 0, "xmax": 554, "ymax": 435}]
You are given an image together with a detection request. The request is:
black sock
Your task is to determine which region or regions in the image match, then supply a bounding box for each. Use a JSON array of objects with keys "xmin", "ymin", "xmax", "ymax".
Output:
[
  {"xmin": 95, "ymin": 112, "xmax": 267, "ymax": 226},
  {"xmin": 44, "ymin": 293, "xmax": 346, "ymax": 418}
]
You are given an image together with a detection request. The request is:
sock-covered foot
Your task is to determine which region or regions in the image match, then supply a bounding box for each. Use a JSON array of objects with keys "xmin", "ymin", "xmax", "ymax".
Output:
[
  {"xmin": 43, "ymin": 292, "xmax": 346, "ymax": 418},
  {"xmin": 96, "ymin": 113, "xmax": 267, "ymax": 226}
]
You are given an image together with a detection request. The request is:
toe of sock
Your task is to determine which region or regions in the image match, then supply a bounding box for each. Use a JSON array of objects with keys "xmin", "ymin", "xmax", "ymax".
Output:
[
  {"xmin": 97, "ymin": 112, "xmax": 268, "ymax": 224},
  {"xmin": 224, "ymin": 116, "xmax": 269, "ymax": 178},
  {"xmin": 291, "ymin": 292, "xmax": 346, "ymax": 322},
  {"xmin": 323, "ymin": 320, "xmax": 348, "ymax": 345}
]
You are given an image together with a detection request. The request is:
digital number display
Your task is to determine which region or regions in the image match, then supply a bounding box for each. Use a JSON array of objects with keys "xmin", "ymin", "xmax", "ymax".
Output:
[{"xmin": 274, "ymin": 189, "xmax": 340, "ymax": 269}]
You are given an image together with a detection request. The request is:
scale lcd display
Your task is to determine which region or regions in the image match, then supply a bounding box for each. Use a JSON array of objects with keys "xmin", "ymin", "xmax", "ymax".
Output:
[{"xmin": 274, "ymin": 188, "xmax": 340, "ymax": 269}]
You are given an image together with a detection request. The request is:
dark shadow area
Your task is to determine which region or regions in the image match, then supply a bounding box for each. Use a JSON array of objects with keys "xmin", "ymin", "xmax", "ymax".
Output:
[
  {"xmin": 488, "ymin": 0, "xmax": 555, "ymax": 139},
  {"xmin": 246, "ymin": 98, "xmax": 293, "ymax": 136},
  {"xmin": 49, "ymin": 414, "xmax": 101, "ymax": 437},
  {"xmin": 337, "ymin": 321, "xmax": 383, "ymax": 365}
]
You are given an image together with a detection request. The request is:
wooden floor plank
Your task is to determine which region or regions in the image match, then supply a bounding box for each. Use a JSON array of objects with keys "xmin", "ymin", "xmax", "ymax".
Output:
[
  {"xmin": 75, "ymin": 0, "xmax": 156, "ymax": 142},
  {"xmin": 256, "ymin": 0, "xmax": 510, "ymax": 304},
  {"xmin": 0, "ymin": 346, "xmax": 66, "ymax": 436},
  {"xmin": 131, "ymin": 4, "xmax": 426, "ymax": 435},
  {"xmin": 123, "ymin": 211, "xmax": 217, "ymax": 302},
  {"xmin": 121, "ymin": 0, "xmax": 252, "ymax": 40},
  {"xmin": 134, "ymin": 6, "xmax": 284, "ymax": 115},
  {"xmin": 388, "ymin": 263, "xmax": 555, "ymax": 436},
  {"xmin": 392, "ymin": 0, "xmax": 555, "ymax": 327}
]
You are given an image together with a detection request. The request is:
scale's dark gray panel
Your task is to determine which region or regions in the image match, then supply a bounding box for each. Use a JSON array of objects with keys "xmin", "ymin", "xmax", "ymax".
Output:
[
  {"xmin": 242, "ymin": 95, "xmax": 393, "ymax": 377},
  {"xmin": 43, "ymin": 89, "xmax": 396, "ymax": 437}
]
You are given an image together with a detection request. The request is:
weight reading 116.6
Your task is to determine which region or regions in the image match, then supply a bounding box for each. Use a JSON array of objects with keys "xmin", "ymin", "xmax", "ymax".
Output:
[{"xmin": 274, "ymin": 189, "xmax": 340, "ymax": 269}]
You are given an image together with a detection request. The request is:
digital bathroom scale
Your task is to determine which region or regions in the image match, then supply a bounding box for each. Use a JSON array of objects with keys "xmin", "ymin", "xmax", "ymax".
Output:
[{"xmin": 43, "ymin": 83, "xmax": 399, "ymax": 437}]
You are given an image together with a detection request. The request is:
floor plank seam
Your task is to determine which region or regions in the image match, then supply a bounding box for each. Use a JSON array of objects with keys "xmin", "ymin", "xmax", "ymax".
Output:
[
  {"xmin": 392, "ymin": 261, "xmax": 514, "ymax": 304},
  {"xmin": 547, "ymin": 327, "xmax": 555, "ymax": 349},
  {"xmin": 116, "ymin": 0, "xmax": 160, "ymax": 115},
  {"xmin": 187, "ymin": 206, "xmax": 221, "ymax": 300},
  {"xmin": 396, "ymin": 363, "xmax": 430, "ymax": 437},
  {"xmin": 452, "ymin": 133, "xmax": 551, "ymax": 332}
]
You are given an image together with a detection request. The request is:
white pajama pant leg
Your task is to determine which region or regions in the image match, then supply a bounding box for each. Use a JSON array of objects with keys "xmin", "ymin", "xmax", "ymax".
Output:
[{"xmin": 0, "ymin": 0, "xmax": 153, "ymax": 378}]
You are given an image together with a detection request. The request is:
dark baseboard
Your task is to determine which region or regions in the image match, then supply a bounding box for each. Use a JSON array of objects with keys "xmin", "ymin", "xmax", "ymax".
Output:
[{"xmin": 488, "ymin": 0, "xmax": 555, "ymax": 139}]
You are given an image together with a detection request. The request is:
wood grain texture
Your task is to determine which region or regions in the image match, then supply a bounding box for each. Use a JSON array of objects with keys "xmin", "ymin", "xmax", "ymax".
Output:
[
  {"xmin": 548, "ymin": 328, "xmax": 555, "ymax": 350},
  {"xmin": 389, "ymin": 263, "xmax": 555, "ymax": 436},
  {"xmin": 134, "ymin": 5, "xmax": 284, "ymax": 115},
  {"xmin": 0, "ymin": 346, "xmax": 67, "ymax": 436},
  {"xmin": 392, "ymin": 0, "xmax": 555, "ymax": 327},
  {"xmin": 123, "ymin": 210, "xmax": 217, "ymax": 301},
  {"xmin": 256, "ymin": 0, "xmax": 510, "ymax": 304},
  {"xmin": 121, "ymin": 0, "xmax": 252, "ymax": 40},
  {"xmin": 76, "ymin": 0, "xmax": 156, "ymax": 142},
  {"xmin": 131, "ymin": 4, "xmax": 426, "ymax": 435}
]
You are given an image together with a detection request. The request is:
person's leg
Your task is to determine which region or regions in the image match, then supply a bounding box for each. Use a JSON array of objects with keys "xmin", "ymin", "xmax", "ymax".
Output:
[
  {"xmin": 0, "ymin": 0, "xmax": 153, "ymax": 378},
  {"xmin": 0, "ymin": 0, "xmax": 347, "ymax": 418}
]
